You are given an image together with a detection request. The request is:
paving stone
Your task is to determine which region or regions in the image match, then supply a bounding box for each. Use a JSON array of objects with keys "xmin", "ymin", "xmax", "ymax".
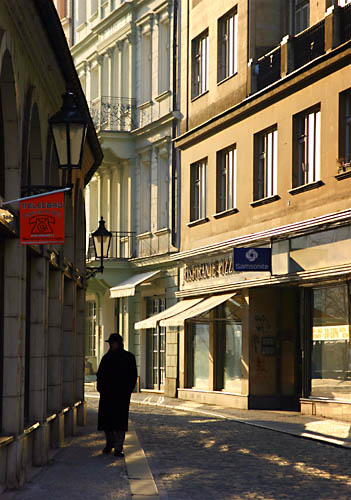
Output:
[{"xmin": 129, "ymin": 403, "xmax": 351, "ymax": 500}]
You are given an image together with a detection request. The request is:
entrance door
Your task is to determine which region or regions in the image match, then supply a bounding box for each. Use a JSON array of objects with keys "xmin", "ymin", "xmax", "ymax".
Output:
[
  {"xmin": 277, "ymin": 287, "xmax": 301, "ymax": 409},
  {"xmin": 146, "ymin": 297, "xmax": 166, "ymax": 390}
]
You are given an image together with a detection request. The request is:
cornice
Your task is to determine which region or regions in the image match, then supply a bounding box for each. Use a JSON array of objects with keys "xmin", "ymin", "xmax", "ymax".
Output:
[{"xmin": 170, "ymin": 208, "xmax": 351, "ymax": 262}]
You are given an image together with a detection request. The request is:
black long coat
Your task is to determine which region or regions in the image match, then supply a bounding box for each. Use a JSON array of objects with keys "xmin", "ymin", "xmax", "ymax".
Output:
[{"xmin": 96, "ymin": 347, "xmax": 137, "ymax": 432}]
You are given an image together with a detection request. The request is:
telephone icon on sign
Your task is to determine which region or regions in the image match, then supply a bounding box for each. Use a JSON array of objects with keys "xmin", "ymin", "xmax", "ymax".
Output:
[{"xmin": 29, "ymin": 215, "xmax": 55, "ymax": 235}]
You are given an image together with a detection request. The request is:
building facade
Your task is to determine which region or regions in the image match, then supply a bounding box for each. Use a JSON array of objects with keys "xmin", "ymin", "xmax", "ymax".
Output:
[
  {"xmin": 139, "ymin": 0, "xmax": 351, "ymax": 421},
  {"xmin": 64, "ymin": 0, "xmax": 180, "ymax": 396},
  {"xmin": 0, "ymin": 0, "xmax": 102, "ymax": 490}
]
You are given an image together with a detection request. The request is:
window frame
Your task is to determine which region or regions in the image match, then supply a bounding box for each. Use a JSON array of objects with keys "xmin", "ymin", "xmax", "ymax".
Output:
[
  {"xmin": 190, "ymin": 158, "xmax": 207, "ymax": 222},
  {"xmin": 254, "ymin": 126, "xmax": 278, "ymax": 201},
  {"xmin": 217, "ymin": 7, "xmax": 238, "ymax": 83},
  {"xmin": 192, "ymin": 30, "xmax": 209, "ymax": 99},
  {"xmin": 293, "ymin": 105, "xmax": 321, "ymax": 188}
]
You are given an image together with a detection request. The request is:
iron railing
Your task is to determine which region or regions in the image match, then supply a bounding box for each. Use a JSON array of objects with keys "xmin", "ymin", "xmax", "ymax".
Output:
[
  {"xmin": 293, "ymin": 20, "xmax": 325, "ymax": 71},
  {"xmin": 86, "ymin": 231, "xmax": 136, "ymax": 261},
  {"xmin": 340, "ymin": 3, "xmax": 351, "ymax": 44},
  {"xmin": 89, "ymin": 97, "xmax": 137, "ymax": 132},
  {"xmin": 257, "ymin": 46, "xmax": 281, "ymax": 91}
]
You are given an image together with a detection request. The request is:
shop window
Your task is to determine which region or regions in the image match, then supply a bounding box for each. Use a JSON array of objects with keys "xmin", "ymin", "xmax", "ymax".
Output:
[
  {"xmin": 311, "ymin": 285, "xmax": 351, "ymax": 401},
  {"xmin": 216, "ymin": 145, "xmax": 237, "ymax": 213},
  {"xmin": 338, "ymin": 89, "xmax": 351, "ymax": 171},
  {"xmin": 253, "ymin": 126, "xmax": 277, "ymax": 200},
  {"xmin": 0, "ymin": 242, "xmax": 3, "ymax": 432},
  {"xmin": 192, "ymin": 30, "xmax": 209, "ymax": 98},
  {"xmin": 0, "ymin": 98, "xmax": 4, "ymax": 198},
  {"xmin": 146, "ymin": 297, "xmax": 166, "ymax": 390},
  {"xmin": 190, "ymin": 158, "xmax": 207, "ymax": 222},
  {"xmin": 292, "ymin": 106, "xmax": 320, "ymax": 188},
  {"xmin": 218, "ymin": 7, "xmax": 238, "ymax": 83},
  {"xmin": 186, "ymin": 295, "xmax": 243, "ymax": 392}
]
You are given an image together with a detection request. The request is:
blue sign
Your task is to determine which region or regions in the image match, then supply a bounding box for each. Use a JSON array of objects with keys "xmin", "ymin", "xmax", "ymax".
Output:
[{"xmin": 233, "ymin": 248, "xmax": 271, "ymax": 272}]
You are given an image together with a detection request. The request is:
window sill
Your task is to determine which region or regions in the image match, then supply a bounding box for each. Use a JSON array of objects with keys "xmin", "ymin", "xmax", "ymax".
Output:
[
  {"xmin": 76, "ymin": 22, "xmax": 87, "ymax": 32},
  {"xmin": 137, "ymin": 100, "xmax": 152, "ymax": 110},
  {"xmin": 155, "ymin": 90, "xmax": 171, "ymax": 102},
  {"xmin": 213, "ymin": 208, "xmax": 238, "ymax": 219},
  {"xmin": 217, "ymin": 71, "xmax": 238, "ymax": 86},
  {"xmin": 137, "ymin": 231, "xmax": 152, "ymax": 239},
  {"xmin": 187, "ymin": 217, "xmax": 209, "ymax": 228},
  {"xmin": 191, "ymin": 90, "xmax": 209, "ymax": 102},
  {"xmin": 289, "ymin": 180, "xmax": 324, "ymax": 195},
  {"xmin": 154, "ymin": 227, "xmax": 170, "ymax": 235},
  {"xmin": 335, "ymin": 168, "xmax": 351, "ymax": 180},
  {"xmin": 250, "ymin": 194, "xmax": 280, "ymax": 207}
]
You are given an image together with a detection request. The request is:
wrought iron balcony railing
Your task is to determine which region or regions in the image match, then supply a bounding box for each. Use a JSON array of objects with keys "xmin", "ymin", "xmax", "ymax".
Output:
[
  {"xmin": 89, "ymin": 97, "xmax": 137, "ymax": 132},
  {"xmin": 340, "ymin": 2, "xmax": 351, "ymax": 43},
  {"xmin": 86, "ymin": 231, "xmax": 136, "ymax": 261},
  {"xmin": 257, "ymin": 46, "xmax": 281, "ymax": 92},
  {"xmin": 293, "ymin": 20, "xmax": 325, "ymax": 71}
]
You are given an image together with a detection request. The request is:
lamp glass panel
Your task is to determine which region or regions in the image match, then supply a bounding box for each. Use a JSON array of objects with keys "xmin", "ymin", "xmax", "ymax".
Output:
[
  {"xmin": 93, "ymin": 234, "xmax": 111, "ymax": 258},
  {"xmin": 52, "ymin": 124, "xmax": 68, "ymax": 166},
  {"xmin": 69, "ymin": 124, "xmax": 86, "ymax": 166}
]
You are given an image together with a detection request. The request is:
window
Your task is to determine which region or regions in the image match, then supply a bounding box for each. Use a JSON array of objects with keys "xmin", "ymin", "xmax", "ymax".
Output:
[
  {"xmin": 141, "ymin": 32, "xmax": 152, "ymax": 102},
  {"xmin": 192, "ymin": 30, "xmax": 209, "ymax": 98},
  {"xmin": 158, "ymin": 20, "xmax": 170, "ymax": 94},
  {"xmin": 293, "ymin": 106, "xmax": 320, "ymax": 187},
  {"xmin": 254, "ymin": 127, "xmax": 278, "ymax": 200},
  {"xmin": 190, "ymin": 159, "xmax": 207, "ymax": 221},
  {"xmin": 339, "ymin": 90, "xmax": 351, "ymax": 168},
  {"xmin": 86, "ymin": 300, "xmax": 97, "ymax": 357},
  {"xmin": 294, "ymin": 0, "xmax": 309, "ymax": 34},
  {"xmin": 216, "ymin": 146, "xmax": 237, "ymax": 213},
  {"xmin": 146, "ymin": 297, "xmax": 166, "ymax": 390},
  {"xmin": 157, "ymin": 149, "xmax": 169, "ymax": 230},
  {"xmin": 218, "ymin": 8, "xmax": 238, "ymax": 82}
]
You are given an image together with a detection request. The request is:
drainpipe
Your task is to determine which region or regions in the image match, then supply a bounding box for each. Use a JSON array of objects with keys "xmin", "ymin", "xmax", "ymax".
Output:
[{"xmin": 172, "ymin": 0, "xmax": 179, "ymax": 248}]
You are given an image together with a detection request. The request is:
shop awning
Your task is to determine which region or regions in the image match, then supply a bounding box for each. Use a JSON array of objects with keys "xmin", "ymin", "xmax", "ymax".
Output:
[
  {"xmin": 134, "ymin": 297, "xmax": 203, "ymax": 330},
  {"xmin": 109, "ymin": 271, "xmax": 160, "ymax": 298},
  {"xmin": 159, "ymin": 292, "xmax": 236, "ymax": 327}
]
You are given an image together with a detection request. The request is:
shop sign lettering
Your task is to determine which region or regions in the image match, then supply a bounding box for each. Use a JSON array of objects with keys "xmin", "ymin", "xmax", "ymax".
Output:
[
  {"xmin": 312, "ymin": 325, "xmax": 349, "ymax": 341},
  {"xmin": 184, "ymin": 258, "xmax": 233, "ymax": 282}
]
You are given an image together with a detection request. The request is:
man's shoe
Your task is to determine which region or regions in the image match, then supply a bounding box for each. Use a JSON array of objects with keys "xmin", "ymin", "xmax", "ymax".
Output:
[
  {"xmin": 102, "ymin": 447, "xmax": 112, "ymax": 454},
  {"xmin": 114, "ymin": 450, "xmax": 124, "ymax": 457}
]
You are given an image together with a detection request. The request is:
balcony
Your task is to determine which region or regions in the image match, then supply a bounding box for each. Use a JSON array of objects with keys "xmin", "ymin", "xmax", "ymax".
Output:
[
  {"xmin": 87, "ymin": 231, "xmax": 136, "ymax": 261},
  {"xmin": 89, "ymin": 97, "xmax": 137, "ymax": 132},
  {"xmin": 250, "ymin": 4, "xmax": 351, "ymax": 95}
]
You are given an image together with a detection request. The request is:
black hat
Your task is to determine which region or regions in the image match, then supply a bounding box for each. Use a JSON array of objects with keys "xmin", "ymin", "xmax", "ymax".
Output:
[{"xmin": 105, "ymin": 333, "xmax": 123, "ymax": 344}]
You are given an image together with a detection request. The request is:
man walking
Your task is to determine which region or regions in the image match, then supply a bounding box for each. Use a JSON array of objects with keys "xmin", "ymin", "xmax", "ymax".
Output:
[{"xmin": 96, "ymin": 333, "xmax": 137, "ymax": 457}]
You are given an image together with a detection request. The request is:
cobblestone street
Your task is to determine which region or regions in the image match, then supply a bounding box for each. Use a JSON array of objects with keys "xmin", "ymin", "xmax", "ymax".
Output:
[{"xmin": 128, "ymin": 403, "xmax": 351, "ymax": 500}]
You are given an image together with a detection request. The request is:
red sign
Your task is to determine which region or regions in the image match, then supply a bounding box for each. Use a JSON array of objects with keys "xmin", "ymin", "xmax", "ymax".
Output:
[{"xmin": 20, "ymin": 191, "xmax": 65, "ymax": 245}]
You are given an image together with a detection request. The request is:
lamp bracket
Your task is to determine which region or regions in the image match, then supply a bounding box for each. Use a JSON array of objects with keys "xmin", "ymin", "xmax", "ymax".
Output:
[{"xmin": 85, "ymin": 266, "xmax": 103, "ymax": 280}]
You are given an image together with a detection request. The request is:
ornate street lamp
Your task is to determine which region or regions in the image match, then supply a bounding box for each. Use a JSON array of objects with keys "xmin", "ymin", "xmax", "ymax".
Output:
[
  {"xmin": 86, "ymin": 216, "xmax": 112, "ymax": 279},
  {"xmin": 49, "ymin": 90, "xmax": 88, "ymax": 184}
]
